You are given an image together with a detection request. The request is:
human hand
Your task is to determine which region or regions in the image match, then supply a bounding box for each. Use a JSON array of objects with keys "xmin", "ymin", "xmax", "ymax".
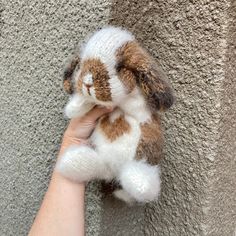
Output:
[
  {"xmin": 59, "ymin": 106, "xmax": 113, "ymax": 156},
  {"xmin": 29, "ymin": 107, "xmax": 114, "ymax": 236}
]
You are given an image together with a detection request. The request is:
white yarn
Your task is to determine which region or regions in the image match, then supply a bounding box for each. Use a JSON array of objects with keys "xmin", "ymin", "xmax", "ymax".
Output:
[
  {"xmin": 59, "ymin": 27, "xmax": 161, "ymax": 204},
  {"xmin": 113, "ymin": 189, "xmax": 135, "ymax": 205},
  {"xmin": 56, "ymin": 145, "xmax": 103, "ymax": 182},
  {"xmin": 64, "ymin": 93, "xmax": 94, "ymax": 118},
  {"xmin": 119, "ymin": 160, "xmax": 161, "ymax": 202},
  {"xmin": 81, "ymin": 26, "xmax": 134, "ymax": 69}
]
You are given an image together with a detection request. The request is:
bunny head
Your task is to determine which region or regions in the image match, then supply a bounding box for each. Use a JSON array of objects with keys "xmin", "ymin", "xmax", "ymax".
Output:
[{"xmin": 63, "ymin": 27, "xmax": 174, "ymax": 112}]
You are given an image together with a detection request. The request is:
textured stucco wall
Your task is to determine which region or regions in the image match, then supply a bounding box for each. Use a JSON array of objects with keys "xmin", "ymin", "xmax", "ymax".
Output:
[
  {"xmin": 0, "ymin": 1, "xmax": 111, "ymax": 235},
  {"xmin": 103, "ymin": 1, "xmax": 236, "ymax": 236},
  {"xmin": 0, "ymin": 1, "xmax": 235, "ymax": 236},
  {"xmin": 203, "ymin": 1, "xmax": 236, "ymax": 235}
]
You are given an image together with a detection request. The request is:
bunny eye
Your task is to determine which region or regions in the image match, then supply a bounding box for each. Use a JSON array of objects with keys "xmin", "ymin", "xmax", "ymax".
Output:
[{"xmin": 115, "ymin": 62, "xmax": 124, "ymax": 73}]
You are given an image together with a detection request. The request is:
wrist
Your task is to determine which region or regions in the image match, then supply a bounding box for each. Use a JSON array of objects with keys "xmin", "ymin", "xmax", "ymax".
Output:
[
  {"xmin": 58, "ymin": 138, "xmax": 83, "ymax": 158},
  {"xmin": 51, "ymin": 170, "xmax": 85, "ymax": 187}
]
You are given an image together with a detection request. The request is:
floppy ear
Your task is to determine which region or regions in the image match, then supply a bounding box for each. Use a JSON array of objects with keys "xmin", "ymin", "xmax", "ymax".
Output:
[
  {"xmin": 63, "ymin": 54, "xmax": 80, "ymax": 94},
  {"xmin": 117, "ymin": 42, "xmax": 174, "ymax": 112}
]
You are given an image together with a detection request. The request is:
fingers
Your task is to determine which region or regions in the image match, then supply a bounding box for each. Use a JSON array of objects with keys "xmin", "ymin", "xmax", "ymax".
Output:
[
  {"xmin": 84, "ymin": 106, "xmax": 113, "ymax": 122},
  {"xmin": 62, "ymin": 106, "xmax": 113, "ymax": 152},
  {"xmin": 66, "ymin": 105, "xmax": 113, "ymax": 136}
]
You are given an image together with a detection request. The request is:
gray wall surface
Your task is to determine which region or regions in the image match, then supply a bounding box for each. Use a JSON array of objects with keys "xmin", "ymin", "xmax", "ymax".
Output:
[{"xmin": 0, "ymin": 0, "xmax": 235, "ymax": 236}]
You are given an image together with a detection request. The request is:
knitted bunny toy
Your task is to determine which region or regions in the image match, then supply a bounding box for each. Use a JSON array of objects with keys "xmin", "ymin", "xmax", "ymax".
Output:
[{"xmin": 57, "ymin": 26, "xmax": 174, "ymax": 204}]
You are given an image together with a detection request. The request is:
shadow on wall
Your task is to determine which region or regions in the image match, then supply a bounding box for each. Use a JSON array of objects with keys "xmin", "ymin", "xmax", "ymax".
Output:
[{"xmin": 100, "ymin": 1, "xmax": 176, "ymax": 235}]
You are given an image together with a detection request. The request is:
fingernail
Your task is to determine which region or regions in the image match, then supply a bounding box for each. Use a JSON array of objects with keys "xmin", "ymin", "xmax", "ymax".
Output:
[
  {"xmin": 97, "ymin": 105, "xmax": 113, "ymax": 111},
  {"xmin": 97, "ymin": 105, "xmax": 106, "ymax": 109},
  {"xmin": 106, "ymin": 106, "xmax": 114, "ymax": 111}
]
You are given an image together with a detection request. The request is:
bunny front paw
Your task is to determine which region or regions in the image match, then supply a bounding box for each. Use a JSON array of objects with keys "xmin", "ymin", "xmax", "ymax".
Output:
[{"xmin": 56, "ymin": 145, "xmax": 100, "ymax": 182}]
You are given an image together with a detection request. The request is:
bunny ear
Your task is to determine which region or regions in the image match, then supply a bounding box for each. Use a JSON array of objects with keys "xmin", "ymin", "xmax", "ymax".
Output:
[
  {"xmin": 63, "ymin": 54, "xmax": 80, "ymax": 94},
  {"xmin": 117, "ymin": 42, "xmax": 174, "ymax": 111}
]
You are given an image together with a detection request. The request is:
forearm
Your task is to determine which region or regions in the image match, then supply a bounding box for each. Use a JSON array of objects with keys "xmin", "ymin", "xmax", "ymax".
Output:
[
  {"xmin": 29, "ymin": 147, "xmax": 85, "ymax": 236},
  {"xmin": 28, "ymin": 106, "xmax": 111, "ymax": 236}
]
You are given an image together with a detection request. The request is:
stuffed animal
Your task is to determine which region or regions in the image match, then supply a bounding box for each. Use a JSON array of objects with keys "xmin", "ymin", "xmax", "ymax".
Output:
[{"xmin": 57, "ymin": 26, "xmax": 174, "ymax": 204}]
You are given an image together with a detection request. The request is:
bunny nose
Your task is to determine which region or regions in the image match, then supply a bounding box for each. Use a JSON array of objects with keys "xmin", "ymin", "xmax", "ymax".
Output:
[{"xmin": 83, "ymin": 83, "xmax": 92, "ymax": 88}]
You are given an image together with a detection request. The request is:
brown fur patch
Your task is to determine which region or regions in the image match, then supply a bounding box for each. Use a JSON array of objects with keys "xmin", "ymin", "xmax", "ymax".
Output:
[
  {"xmin": 78, "ymin": 59, "xmax": 112, "ymax": 101},
  {"xmin": 99, "ymin": 114, "xmax": 131, "ymax": 142},
  {"xmin": 77, "ymin": 76, "xmax": 83, "ymax": 91},
  {"xmin": 63, "ymin": 55, "xmax": 80, "ymax": 94},
  {"xmin": 117, "ymin": 41, "xmax": 174, "ymax": 111},
  {"xmin": 63, "ymin": 79, "xmax": 73, "ymax": 94},
  {"xmin": 117, "ymin": 67, "xmax": 136, "ymax": 92},
  {"xmin": 136, "ymin": 114, "xmax": 164, "ymax": 165},
  {"xmin": 116, "ymin": 41, "xmax": 150, "ymax": 72}
]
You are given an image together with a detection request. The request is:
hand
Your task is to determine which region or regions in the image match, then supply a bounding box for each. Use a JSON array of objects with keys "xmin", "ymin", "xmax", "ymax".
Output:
[
  {"xmin": 29, "ymin": 106, "xmax": 113, "ymax": 236},
  {"xmin": 60, "ymin": 106, "xmax": 113, "ymax": 156}
]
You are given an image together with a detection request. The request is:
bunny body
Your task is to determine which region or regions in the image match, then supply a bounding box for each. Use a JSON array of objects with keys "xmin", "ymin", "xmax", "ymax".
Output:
[{"xmin": 57, "ymin": 27, "xmax": 174, "ymax": 203}]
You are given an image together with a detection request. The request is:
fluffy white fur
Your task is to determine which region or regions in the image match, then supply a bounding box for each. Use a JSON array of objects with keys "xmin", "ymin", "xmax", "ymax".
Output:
[
  {"xmin": 121, "ymin": 88, "xmax": 151, "ymax": 123},
  {"xmin": 59, "ymin": 27, "xmax": 161, "ymax": 203},
  {"xmin": 113, "ymin": 189, "xmax": 135, "ymax": 205},
  {"xmin": 57, "ymin": 145, "xmax": 101, "ymax": 182},
  {"xmin": 81, "ymin": 26, "xmax": 134, "ymax": 69},
  {"xmin": 83, "ymin": 73, "xmax": 93, "ymax": 85},
  {"xmin": 119, "ymin": 160, "xmax": 161, "ymax": 202},
  {"xmin": 61, "ymin": 86, "xmax": 158, "ymax": 203},
  {"xmin": 64, "ymin": 93, "xmax": 94, "ymax": 118}
]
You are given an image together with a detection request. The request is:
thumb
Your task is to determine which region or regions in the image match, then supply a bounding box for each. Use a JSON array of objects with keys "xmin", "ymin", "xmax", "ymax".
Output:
[{"xmin": 84, "ymin": 106, "xmax": 113, "ymax": 122}]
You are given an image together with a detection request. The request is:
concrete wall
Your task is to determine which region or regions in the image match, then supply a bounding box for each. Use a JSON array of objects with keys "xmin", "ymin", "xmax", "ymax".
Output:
[
  {"xmin": 0, "ymin": 0, "xmax": 235, "ymax": 236},
  {"xmin": 0, "ymin": 1, "xmax": 111, "ymax": 235}
]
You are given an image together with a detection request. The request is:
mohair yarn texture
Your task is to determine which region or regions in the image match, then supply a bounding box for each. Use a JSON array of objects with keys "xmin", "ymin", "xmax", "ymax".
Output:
[
  {"xmin": 0, "ymin": 0, "xmax": 235, "ymax": 236},
  {"xmin": 58, "ymin": 26, "xmax": 174, "ymax": 204}
]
